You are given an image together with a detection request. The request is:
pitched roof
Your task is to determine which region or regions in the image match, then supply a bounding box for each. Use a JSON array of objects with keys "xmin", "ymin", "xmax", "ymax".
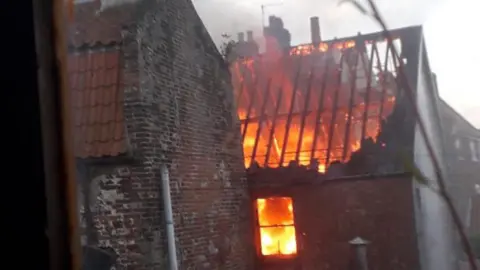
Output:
[
  {"xmin": 67, "ymin": 1, "xmax": 133, "ymax": 158},
  {"xmin": 69, "ymin": 1, "xmax": 135, "ymax": 48},
  {"xmin": 68, "ymin": 48, "xmax": 127, "ymax": 158},
  {"xmin": 439, "ymin": 98, "xmax": 480, "ymax": 135}
]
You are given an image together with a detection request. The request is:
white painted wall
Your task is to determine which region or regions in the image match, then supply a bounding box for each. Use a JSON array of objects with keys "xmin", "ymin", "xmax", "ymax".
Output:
[{"xmin": 412, "ymin": 35, "xmax": 456, "ymax": 270}]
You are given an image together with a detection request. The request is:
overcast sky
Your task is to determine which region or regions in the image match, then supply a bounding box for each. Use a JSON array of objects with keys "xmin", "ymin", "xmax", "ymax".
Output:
[{"xmin": 194, "ymin": 0, "xmax": 480, "ymax": 128}]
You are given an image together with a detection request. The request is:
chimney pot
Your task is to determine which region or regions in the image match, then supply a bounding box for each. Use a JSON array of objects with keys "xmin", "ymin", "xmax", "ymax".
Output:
[
  {"xmin": 310, "ymin": 16, "xmax": 321, "ymax": 45},
  {"xmin": 246, "ymin": 31, "xmax": 254, "ymax": 42},
  {"xmin": 237, "ymin": 32, "xmax": 245, "ymax": 42},
  {"xmin": 268, "ymin": 15, "xmax": 276, "ymax": 26}
]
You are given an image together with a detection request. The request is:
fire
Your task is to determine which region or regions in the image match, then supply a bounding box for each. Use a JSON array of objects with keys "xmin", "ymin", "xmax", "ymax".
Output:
[
  {"xmin": 232, "ymin": 40, "xmax": 398, "ymax": 172},
  {"xmin": 290, "ymin": 40, "xmax": 356, "ymax": 56},
  {"xmin": 256, "ymin": 197, "xmax": 297, "ymax": 256}
]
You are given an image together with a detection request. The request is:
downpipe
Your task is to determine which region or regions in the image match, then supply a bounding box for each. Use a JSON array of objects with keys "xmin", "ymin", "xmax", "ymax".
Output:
[{"xmin": 161, "ymin": 165, "xmax": 179, "ymax": 270}]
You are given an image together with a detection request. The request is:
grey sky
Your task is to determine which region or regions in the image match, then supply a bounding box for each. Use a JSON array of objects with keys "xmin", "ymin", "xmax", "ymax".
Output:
[{"xmin": 194, "ymin": 0, "xmax": 479, "ymax": 128}]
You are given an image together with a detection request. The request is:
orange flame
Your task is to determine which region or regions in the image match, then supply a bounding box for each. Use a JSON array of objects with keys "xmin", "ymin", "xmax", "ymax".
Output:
[
  {"xmin": 257, "ymin": 197, "xmax": 297, "ymax": 256},
  {"xmin": 233, "ymin": 42, "xmax": 397, "ymax": 172},
  {"xmin": 290, "ymin": 40, "xmax": 355, "ymax": 56}
]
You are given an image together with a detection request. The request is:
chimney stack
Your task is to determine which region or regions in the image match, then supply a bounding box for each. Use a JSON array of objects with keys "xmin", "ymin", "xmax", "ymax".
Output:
[
  {"xmin": 268, "ymin": 15, "xmax": 276, "ymax": 27},
  {"xmin": 246, "ymin": 30, "xmax": 254, "ymax": 42},
  {"xmin": 237, "ymin": 32, "xmax": 245, "ymax": 42},
  {"xmin": 310, "ymin": 16, "xmax": 321, "ymax": 45}
]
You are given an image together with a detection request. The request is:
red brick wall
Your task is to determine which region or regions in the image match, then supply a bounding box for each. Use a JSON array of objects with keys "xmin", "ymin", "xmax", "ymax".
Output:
[
  {"xmin": 249, "ymin": 169, "xmax": 420, "ymax": 270},
  {"xmin": 117, "ymin": 0, "xmax": 254, "ymax": 266},
  {"xmin": 73, "ymin": 1, "xmax": 253, "ymax": 269}
]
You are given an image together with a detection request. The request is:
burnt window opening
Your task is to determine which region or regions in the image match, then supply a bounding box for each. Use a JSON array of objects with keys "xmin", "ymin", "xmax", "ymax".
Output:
[{"xmin": 256, "ymin": 197, "xmax": 297, "ymax": 257}]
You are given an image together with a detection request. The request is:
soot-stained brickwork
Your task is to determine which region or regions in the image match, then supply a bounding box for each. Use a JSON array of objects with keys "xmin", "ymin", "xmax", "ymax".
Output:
[
  {"xmin": 249, "ymin": 170, "xmax": 420, "ymax": 270},
  {"xmin": 71, "ymin": 0, "xmax": 252, "ymax": 269}
]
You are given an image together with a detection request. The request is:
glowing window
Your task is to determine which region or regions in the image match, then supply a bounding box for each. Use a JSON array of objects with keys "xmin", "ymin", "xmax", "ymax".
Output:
[{"xmin": 256, "ymin": 197, "xmax": 297, "ymax": 256}]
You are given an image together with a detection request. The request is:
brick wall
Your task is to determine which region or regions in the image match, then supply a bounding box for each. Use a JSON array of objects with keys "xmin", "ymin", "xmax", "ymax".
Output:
[
  {"xmin": 78, "ymin": 0, "xmax": 253, "ymax": 269},
  {"xmin": 249, "ymin": 169, "xmax": 420, "ymax": 270}
]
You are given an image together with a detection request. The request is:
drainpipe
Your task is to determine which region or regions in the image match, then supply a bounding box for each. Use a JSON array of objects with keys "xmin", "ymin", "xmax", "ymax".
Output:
[
  {"xmin": 76, "ymin": 160, "xmax": 98, "ymax": 246},
  {"xmin": 161, "ymin": 165, "xmax": 178, "ymax": 270}
]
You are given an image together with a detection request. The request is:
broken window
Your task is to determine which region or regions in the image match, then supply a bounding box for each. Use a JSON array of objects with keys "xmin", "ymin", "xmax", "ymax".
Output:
[{"xmin": 256, "ymin": 197, "xmax": 297, "ymax": 257}]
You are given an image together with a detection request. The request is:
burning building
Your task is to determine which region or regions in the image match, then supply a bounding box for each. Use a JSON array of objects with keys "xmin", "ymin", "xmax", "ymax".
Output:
[
  {"xmin": 232, "ymin": 17, "xmax": 459, "ymax": 270},
  {"xmin": 233, "ymin": 16, "xmax": 401, "ymax": 175}
]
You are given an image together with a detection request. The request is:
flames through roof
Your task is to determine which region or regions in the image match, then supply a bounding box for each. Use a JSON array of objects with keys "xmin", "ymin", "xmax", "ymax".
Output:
[{"xmin": 232, "ymin": 27, "xmax": 418, "ymax": 173}]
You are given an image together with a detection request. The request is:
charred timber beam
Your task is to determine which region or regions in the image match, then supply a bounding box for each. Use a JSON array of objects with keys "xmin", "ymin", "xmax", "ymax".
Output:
[
  {"xmin": 390, "ymin": 41, "xmax": 400, "ymax": 80},
  {"xmin": 250, "ymin": 77, "xmax": 273, "ymax": 166},
  {"xmin": 377, "ymin": 42, "xmax": 390, "ymax": 124},
  {"xmin": 241, "ymin": 59, "xmax": 263, "ymax": 143},
  {"xmin": 325, "ymin": 54, "xmax": 344, "ymax": 167},
  {"xmin": 360, "ymin": 42, "xmax": 377, "ymax": 140},
  {"xmin": 239, "ymin": 103, "xmax": 382, "ymax": 124},
  {"xmin": 342, "ymin": 50, "xmax": 360, "ymax": 161},
  {"xmin": 241, "ymin": 111, "xmax": 313, "ymax": 124},
  {"xmin": 235, "ymin": 62, "xmax": 250, "ymax": 110},
  {"xmin": 257, "ymin": 223, "xmax": 295, "ymax": 229},
  {"xmin": 264, "ymin": 88, "xmax": 283, "ymax": 167},
  {"xmin": 309, "ymin": 51, "xmax": 332, "ymax": 163},
  {"xmin": 279, "ymin": 55, "xmax": 305, "ymax": 166},
  {"xmin": 295, "ymin": 63, "xmax": 316, "ymax": 162}
]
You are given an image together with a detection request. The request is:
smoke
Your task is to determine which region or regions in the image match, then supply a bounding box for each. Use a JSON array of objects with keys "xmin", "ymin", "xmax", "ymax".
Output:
[
  {"xmin": 193, "ymin": 0, "xmax": 445, "ymax": 46},
  {"xmin": 424, "ymin": 0, "xmax": 480, "ymax": 128},
  {"xmin": 193, "ymin": 0, "xmax": 263, "ymax": 46},
  {"xmin": 463, "ymin": 107, "xmax": 480, "ymax": 129}
]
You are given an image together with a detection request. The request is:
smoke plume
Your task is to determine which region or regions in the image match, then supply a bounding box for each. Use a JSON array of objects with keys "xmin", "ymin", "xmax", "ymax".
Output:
[{"xmin": 193, "ymin": 0, "xmax": 444, "ymax": 46}]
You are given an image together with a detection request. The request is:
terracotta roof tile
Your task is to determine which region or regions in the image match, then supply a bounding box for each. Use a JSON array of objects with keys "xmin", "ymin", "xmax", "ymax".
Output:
[
  {"xmin": 68, "ymin": 49, "xmax": 127, "ymax": 158},
  {"xmin": 69, "ymin": 1, "xmax": 136, "ymax": 48}
]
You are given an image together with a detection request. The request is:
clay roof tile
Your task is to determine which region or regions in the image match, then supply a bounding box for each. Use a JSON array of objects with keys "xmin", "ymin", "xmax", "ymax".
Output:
[{"xmin": 69, "ymin": 50, "xmax": 127, "ymax": 158}]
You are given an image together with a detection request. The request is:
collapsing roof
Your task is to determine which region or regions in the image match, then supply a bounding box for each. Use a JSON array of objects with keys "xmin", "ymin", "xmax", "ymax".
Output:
[{"xmin": 231, "ymin": 22, "xmax": 427, "ymax": 177}]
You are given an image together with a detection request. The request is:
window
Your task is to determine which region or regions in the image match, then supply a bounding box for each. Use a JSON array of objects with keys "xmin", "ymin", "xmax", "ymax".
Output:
[
  {"xmin": 256, "ymin": 197, "xmax": 297, "ymax": 256},
  {"xmin": 470, "ymin": 140, "xmax": 478, "ymax": 161},
  {"xmin": 454, "ymin": 138, "xmax": 461, "ymax": 150},
  {"xmin": 477, "ymin": 140, "xmax": 480, "ymax": 159},
  {"xmin": 455, "ymin": 137, "xmax": 465, "ymax": 160}
]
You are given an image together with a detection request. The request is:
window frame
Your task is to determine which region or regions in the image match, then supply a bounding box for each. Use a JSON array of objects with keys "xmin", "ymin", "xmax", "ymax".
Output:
[
  {"xmin": 254, "ymin": 196, "xmax": 298, "ymax": 259},
  {"xmin": 469, "ymin": 139, "xmax": 479, "ymax": 161}
]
